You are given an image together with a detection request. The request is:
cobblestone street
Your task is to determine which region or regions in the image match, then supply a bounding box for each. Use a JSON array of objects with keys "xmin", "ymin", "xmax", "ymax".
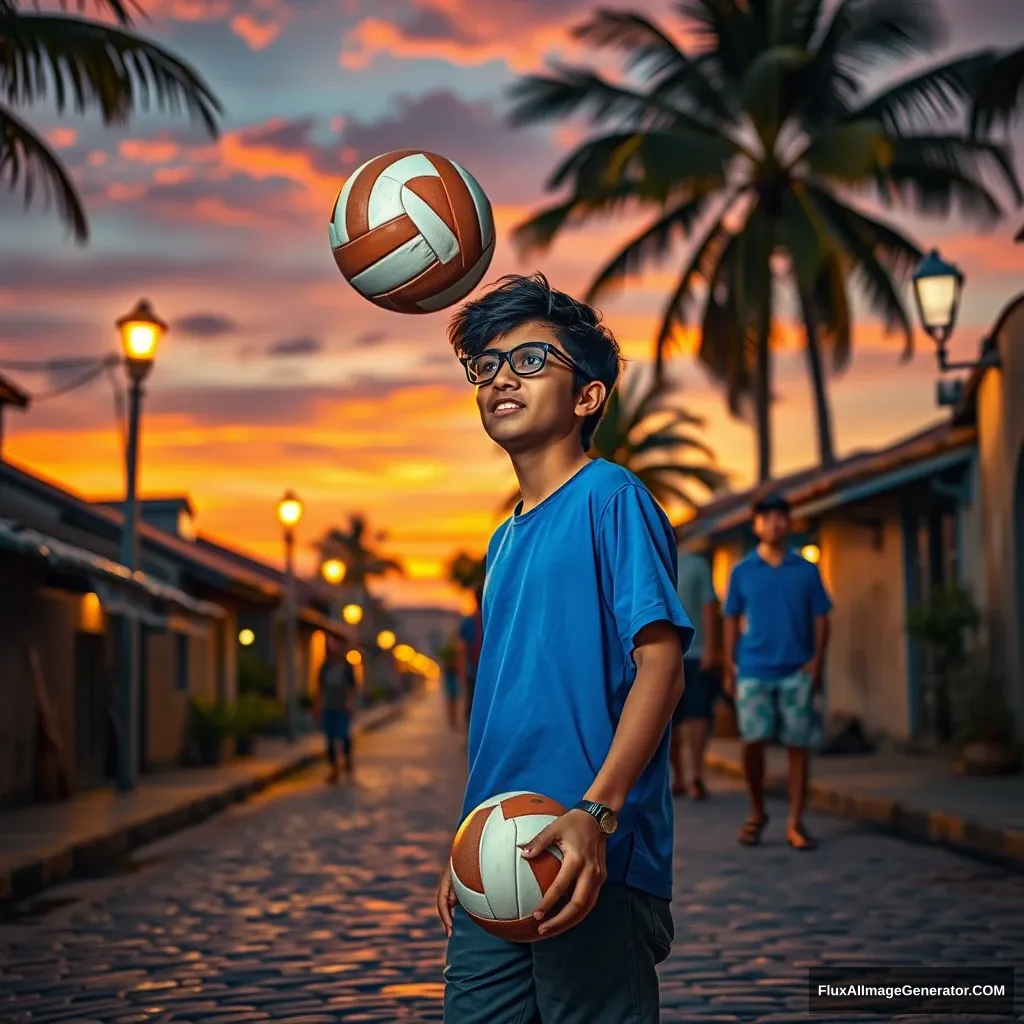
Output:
[{"xmin": 2, "ymin": 695, "xmax": 1022, "ymax": 1023}]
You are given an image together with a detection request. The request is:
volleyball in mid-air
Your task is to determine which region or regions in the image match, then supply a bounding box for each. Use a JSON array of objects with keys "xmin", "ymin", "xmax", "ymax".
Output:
[{"xmin": 329, "ymin": 150, "xmax": 495, "ymax": 314}]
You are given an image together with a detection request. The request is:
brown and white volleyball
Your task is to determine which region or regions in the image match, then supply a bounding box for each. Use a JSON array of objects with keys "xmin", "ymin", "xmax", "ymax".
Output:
[
  {"xmin": 329, "ymin": 150, "xmax": 495, "ymax": 314},
  {"xmin": 449, "ymin": 791, "xmax": 566, "ymax": 942}
]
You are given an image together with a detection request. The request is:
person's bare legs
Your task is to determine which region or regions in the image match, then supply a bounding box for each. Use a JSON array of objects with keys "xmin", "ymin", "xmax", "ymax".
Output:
[
  {"xmin": 737, "ymin": 740, "xmax": 769, "ymax": 844},
  {"xmin": 683, "ymin": 718, "xmax": 711, "ymax": 795},
  {"xmin": 669, "ymin": 725, "xmax": 686, "ymax": 794},
  {"xmin": 785, "ymin": 746, "xmax": 816, "ymax": 848}
]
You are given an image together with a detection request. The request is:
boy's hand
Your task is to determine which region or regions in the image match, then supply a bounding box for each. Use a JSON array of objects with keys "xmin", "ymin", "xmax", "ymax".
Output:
[
  {"xmin": 436, "ymin": 865, "xmax": 457, "ymax": 937},
  {"xmin": 520, "ymin": 808, "xmax": 607, "ymax": 938},
  {"xmin": 722, "ymin": 664, "xmax": 737, "ymax": 699}
]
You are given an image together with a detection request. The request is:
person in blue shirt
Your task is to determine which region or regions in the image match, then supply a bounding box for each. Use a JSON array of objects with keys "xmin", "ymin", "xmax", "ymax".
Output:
[
  {"xmin": 436, "ymin": 273, "xmax": 694, "ymax": 1024},
  {"xmin": 722, "ymin": 494, "xmax": 833, "ymax": 852}
]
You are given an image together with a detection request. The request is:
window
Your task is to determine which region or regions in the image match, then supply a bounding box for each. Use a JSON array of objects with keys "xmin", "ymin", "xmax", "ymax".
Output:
[{"xmin": 175, "ymin": 633, "xmax": 190, "ymax": 692}]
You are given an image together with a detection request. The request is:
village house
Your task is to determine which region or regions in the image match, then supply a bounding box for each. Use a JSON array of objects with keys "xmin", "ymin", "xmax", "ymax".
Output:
[{"xmin": 678, "ymin": 291, "xmax": 1024, "ymax": 749}]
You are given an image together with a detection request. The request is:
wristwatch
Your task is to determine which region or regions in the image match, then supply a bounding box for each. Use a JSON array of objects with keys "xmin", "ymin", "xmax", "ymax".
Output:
[{"xmin": 574, "ymin": 799, "xmax": 618, "ymax": 835}]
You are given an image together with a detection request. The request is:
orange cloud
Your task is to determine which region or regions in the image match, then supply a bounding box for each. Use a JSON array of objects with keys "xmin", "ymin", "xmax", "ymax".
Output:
[
  {"xmin": 230, "ymin": 13, "xmax": 282, "ymax": 50},
  {"xmin": 47, "ymin": 128, "xmax": 77, "ymax": 148},
  {"xmin": 119, "ymin": 138, "xmax": 182, "ymax": 164}
]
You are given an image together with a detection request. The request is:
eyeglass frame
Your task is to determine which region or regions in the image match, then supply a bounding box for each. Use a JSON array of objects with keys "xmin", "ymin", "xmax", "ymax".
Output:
[{"xmin": 459, "ymin": 341, "xmax": 586, "ymax": 386}]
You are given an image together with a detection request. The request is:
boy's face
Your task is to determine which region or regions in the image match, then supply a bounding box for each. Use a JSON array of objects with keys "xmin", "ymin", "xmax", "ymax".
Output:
[
  {"xmin": 472, "ymin": 320, "xmax": 603, "ymax": 454},
  {"xmin": 753, "ymin": 509, "xmax": 790, "ymax": 545}
]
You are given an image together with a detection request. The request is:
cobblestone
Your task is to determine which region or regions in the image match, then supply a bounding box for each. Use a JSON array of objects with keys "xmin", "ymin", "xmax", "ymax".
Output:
[{"xmin": 1, "ymin": 697, "xmax": 1022, "ymax": 1022}]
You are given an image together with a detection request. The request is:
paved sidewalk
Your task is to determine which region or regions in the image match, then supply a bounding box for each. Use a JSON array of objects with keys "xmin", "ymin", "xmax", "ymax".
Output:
[
  {"xmin": 706, "ymin": 737, "xmax": 1024, "ymax": 868},
  {"xmin": 0, "ymin": 697, "xmax": 409, "ymax": 907}
]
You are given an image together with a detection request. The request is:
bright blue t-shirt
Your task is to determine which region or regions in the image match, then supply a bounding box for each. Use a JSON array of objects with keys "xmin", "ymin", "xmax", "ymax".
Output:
[
  {"xmin": 723, "ymin": 548, "xmax": 833, "ymax": 680},
  {"xmin": 461, "ymin": 459, "xmax": 694, "ymax": 901}
]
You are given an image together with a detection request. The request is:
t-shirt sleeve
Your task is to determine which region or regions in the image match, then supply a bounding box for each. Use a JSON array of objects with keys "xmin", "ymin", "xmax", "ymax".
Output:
[
  {"xmin": 599, "ymin": 485, "xmax": 695, "ymax": 658},
  {"xmin": 809, "ymin": 566, "xmax": 833, "ymax": 616},
  {"xmin": 723, "ymin": 566, "xmax": 744, "ymax": 617}
]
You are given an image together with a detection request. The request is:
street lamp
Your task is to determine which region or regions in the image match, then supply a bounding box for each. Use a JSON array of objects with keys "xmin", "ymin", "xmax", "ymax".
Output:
[
  {"xmin": 277, "ymin": 490, "xmax": 303, "ymax": 741},
  {"xmin": 377, "ymin": 629, "xmax": 396, "ymax": 650},
  {"xmin": 322, "ymin": 558, "xmax": 346, "ymax": 584},
  {"xmin": 342, "ymin": 603, "xmax": 363, "ymax": 625},
  {"xmin": 912, "ymin": 250, "xmax": 999, "ymax": 372},
  {"xmin": 114, "ymin": 298, "xmax": 167, "ymax": 791}
]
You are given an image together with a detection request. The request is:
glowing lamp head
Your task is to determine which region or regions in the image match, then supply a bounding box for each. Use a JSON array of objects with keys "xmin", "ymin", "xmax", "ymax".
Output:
[
  {"xmin": 346, "ymin": 649, "xmax": 362, "ymax": 665},
  {"xmin": 376, "ymin": 629, "xmax": 396, "ymax": 650},
  {"xmin": 342, "ymin": 603, "xmax": 363, "ymax": 625},
  {"xmin": 277, "ymin": 490, "xmax": 303, "ymax": 529},
  {"xmin": 117, "ymin": 299, "xmax": 166, "ymax": 359},
  {"xmin": 912, "ymin": 249, "xmax": 963, "ymax": 343},
  {"xmin": 321, "ymin": 558, "xmax": 346, "ymax": 584},
  {"xmin": 238, "ymin": 628, "xmax": 255, "ymax": 646},
  {"xmin": 393, "ymin": 643, "xmax": 414, "ymax": 663}
]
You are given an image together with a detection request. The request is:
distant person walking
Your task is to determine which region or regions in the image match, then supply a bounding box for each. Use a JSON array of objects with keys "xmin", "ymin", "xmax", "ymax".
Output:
[
  {"xmin": 671, "ymin": 548, "xmax": 720, "ymax": 799},
  {"xmin": 722, "ymin": 495, "xmax": 832, "ymax": 850},
  {"xmin": 456, "ymin": 579, "xmax": 484, "ymax": 731},
  {"xmin": 441, "ymin": 638, "xmax": 461, "ymax": 731},
  {"xmin": 316, "ymin": 635, "xmax": 357, "ymax": 783}
]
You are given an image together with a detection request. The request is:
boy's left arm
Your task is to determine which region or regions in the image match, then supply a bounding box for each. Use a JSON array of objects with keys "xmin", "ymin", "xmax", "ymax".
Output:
[
  {"xmin": 521, "ymin": 487, "xmax": 691, "ymax": 938},
  {"xmin": 804, "ymin": 567, "xmax": 834, "ymax": 690}
]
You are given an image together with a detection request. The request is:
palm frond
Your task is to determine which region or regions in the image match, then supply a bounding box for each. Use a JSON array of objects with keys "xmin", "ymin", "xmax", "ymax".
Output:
[
  {"xmin": 799, "ymin": 120, "xmax": 893, "ymax": 183},
  {"xmin": 806, "ymin": 185, "xmax": 919, "ymax": 354},
  {"xmin": 574, "ymin": 9, "xmax": 733, "ymax": 121},
  {"xmin": 850, "ymin": 52, "xmax": 996, "ymax": 135},
  {"xmin": 653, "ymin": 197, "xmax": 740, "ymax": 379},
  {"xmin": 829, "ymin": 0, "xmax": 945, "ymax": 70},
  {"xmin": 506, "ymin": 65, "xmax": 706, "ymax": 133},
  {"xmin": 0, "ymin": 102, "xmax": 87, "ymax": 241},
  {"xmin": 3, "ymin": 15, "xmax": 222, "ymax": 133},
  {"xmin": 971, "ymin": 44, "xmax": 1024, "ymax": 135},
  {"xmin": 585, "ymin": 191, "xmax": 717, "ymax": 302}
]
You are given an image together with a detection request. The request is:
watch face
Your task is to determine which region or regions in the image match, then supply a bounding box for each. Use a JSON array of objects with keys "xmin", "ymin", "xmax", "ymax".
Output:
[{"xmin": 599, "ymin": 810, "xmax": 618, "ymax": 835}]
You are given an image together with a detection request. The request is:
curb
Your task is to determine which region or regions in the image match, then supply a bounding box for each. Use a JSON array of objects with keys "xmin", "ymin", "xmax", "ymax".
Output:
[
  {"xmin": 0, "ymin": 697, "xmax": 410, "ymax": 909},
  {"xmin": 704, "ymin": 751, "xmax": 1024, "ymax": 871}
]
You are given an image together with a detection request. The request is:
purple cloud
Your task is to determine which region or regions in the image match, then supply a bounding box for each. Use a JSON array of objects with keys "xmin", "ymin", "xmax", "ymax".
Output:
[{"xmin": 267, "ymin": 335, "xmax": 323, "ymax": 357}]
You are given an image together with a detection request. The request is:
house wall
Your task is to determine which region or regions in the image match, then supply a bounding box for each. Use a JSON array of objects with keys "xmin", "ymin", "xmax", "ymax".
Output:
[
  {"xmin": 976, "ymin": 295, "xmax": 1024, "ymax": 735},
  {"xmin": 0, "ymin": 559, "xmax": 85, "ymax": 807},
  {"xmin": 818, "ymin": 507, "xmax": 912, "ymax": 740},
  {"xmin": 145, "ymin": 630, "xmax": 187, "ymax": 767}
]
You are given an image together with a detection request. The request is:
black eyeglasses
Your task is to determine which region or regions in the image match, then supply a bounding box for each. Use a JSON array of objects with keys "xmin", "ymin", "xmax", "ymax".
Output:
[{"xmin": 460, "ymin": 342, "xmax": 583, "ymax": 386}]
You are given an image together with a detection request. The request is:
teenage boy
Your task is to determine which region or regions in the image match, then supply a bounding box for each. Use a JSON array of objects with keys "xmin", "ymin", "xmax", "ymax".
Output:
[
  {"xmin": 436, "ymin": 274, "xmax": 694, "ymax": 1024},
  {"xmin": 722, "ymin": 494, "xmax": 832, "ymax": 851}
]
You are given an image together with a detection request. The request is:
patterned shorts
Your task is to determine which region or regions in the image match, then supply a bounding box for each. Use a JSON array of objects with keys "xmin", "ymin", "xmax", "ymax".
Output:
[{"xmin": 736, "ymin": 670, "xmax": 822, "ymax": 749}]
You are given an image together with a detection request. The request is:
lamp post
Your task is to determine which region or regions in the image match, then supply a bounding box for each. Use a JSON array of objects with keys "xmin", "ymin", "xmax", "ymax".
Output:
[
  {"xmin": 912, "ymin": 250, "xmax": 1000, "ymax": 372},
  {"xmin": 114, "ymin": 299, "xmax": 167, "ymax": 791},
  {"xmin": 277, "ymin": 490, "xmax": 303, "ymax": 742}
]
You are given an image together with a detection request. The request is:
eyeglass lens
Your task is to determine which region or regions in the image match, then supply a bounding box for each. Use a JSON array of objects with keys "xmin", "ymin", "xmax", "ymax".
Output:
[{"xmin": 467, "ymin": 344, "xmax": 548, "ymax": 383}]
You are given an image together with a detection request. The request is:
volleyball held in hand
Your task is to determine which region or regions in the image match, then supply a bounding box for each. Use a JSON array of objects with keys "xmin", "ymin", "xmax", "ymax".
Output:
[
  {"xmin": 449, "ymin": 791, "xmax": 567, "ymax": 942},
  {"xmin": 329, "ymin": 150, "xmax": 495, "ymax": 314}
]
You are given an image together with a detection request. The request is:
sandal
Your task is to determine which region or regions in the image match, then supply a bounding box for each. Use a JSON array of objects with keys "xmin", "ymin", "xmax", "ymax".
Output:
[
  {"xmin": 787, "ymin": 824, "xmax": 818, "ymax": 851},
  {"xmin": 690, "ymin": 779, "xmax": 709, "ymax": 801},
  {"xmin": 737, "ymin": 815, "xmax": 769, "ymax": 846}
]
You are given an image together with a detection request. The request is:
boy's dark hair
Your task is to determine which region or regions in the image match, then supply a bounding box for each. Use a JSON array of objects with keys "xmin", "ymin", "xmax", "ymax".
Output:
[
  {"xmin": 751, "ymin": 493, "xmax": 791, "ymax": 516},
  {"xmin": 448, "ymin": 273, "xmax": 622, "ymax": 451}
]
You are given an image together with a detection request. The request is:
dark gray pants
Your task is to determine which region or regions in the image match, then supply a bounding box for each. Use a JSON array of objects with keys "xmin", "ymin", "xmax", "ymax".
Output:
[{"xmin": 443, "ymin": 882, "xmax": 673, "ymax": 1023}]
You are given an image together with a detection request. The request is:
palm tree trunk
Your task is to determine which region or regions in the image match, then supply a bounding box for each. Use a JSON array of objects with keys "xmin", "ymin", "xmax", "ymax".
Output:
[
  {"xmin": 799, "ymin": 291, "xmax": 836, "ymax": 468},
  {"xmin": 755, "ymin": 316, "xmax": 771, "ymax": 483}
]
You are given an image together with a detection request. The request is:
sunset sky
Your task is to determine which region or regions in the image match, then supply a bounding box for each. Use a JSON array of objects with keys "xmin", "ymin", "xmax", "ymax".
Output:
[{"xmin": 1, "ymin": 0, "xmax": 1022, "ymax": 610}]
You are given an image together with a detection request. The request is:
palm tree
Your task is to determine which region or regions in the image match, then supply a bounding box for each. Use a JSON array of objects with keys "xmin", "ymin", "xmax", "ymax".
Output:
[
  {"xmin": 447, "ymin": 550, "xmax": 486, "ymax": 592},
  {"xmin": 2, "ymin": 0, "xmax": 222, "ymax": 243},
  {"xmin": 314, "ymin": 514, "xmax": 404, "ymax": 593},
  {"xmin": 499, "ymin": 365, "xmax": 728, "ymax": 516},
  {"xmin": 971, "ymin": 43, "xmax": 1024, "ymax": 241},
  {"xmin": 508, "ymin": 0, "xmax": 1021, "ymax": 480}
]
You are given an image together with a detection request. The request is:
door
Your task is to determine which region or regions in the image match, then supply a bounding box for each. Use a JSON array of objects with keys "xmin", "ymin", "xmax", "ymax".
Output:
[{"xmin": 74, "ymin": 631, "xmax": 114, "ymax": 789}]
